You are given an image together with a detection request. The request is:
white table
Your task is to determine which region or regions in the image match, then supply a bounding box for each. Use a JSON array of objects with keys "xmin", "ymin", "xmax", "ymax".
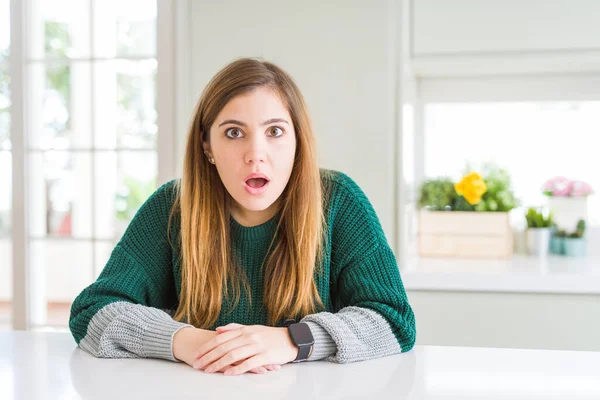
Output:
[{"xmin": 1, "ymin": 331, "xmax": 599, "ymax": 399}]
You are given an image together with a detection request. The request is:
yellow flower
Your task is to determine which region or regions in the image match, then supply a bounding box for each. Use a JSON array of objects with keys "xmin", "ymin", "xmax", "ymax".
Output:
[{"xmin": 455, "ymin": 172, "xmax": 487, "ymax": 205}]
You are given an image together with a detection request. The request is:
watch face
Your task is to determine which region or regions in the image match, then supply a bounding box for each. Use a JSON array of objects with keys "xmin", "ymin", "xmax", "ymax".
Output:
[{"xmin": 289, "ymin": 323, "xmax": 315, "ymax": 346}]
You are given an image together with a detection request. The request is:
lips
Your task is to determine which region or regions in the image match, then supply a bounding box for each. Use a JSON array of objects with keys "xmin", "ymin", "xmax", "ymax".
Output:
[{"xmin": 244, "ymin": 173, "xmax": 270, "ymax": 195}]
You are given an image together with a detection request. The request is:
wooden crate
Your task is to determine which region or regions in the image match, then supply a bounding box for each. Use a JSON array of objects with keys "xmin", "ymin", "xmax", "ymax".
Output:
[{"xmin": 417, "ymin": 211, "xmax": 513, "ymax": 259}]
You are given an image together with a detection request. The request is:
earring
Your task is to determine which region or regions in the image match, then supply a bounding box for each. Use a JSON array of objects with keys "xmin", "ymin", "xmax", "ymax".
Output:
[{"xmin": 204, "ymin": 151, "xmax": 215, "ymax": 164}]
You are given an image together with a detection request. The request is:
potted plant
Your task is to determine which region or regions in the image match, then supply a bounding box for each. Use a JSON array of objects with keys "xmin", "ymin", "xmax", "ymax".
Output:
[
  {"xmin": 473, "ymin": 163, "xmax": 519, "ymax": 212},
  {"xmin": 418, "ymin": 178, "xmax": 456, "ymax": 211},
  {"xmin": 564, "ymin": 219, "xmax": 587, "ymax": 257},
  {"xmin": 417, "ymin": 163, "xmax": 518, "ymax": 259},
  {"xmin": 525, "ymin": 207, "xmax": 553, "ymax": 256},
  {"xmin": 543, "ymin": 176, "xmax": 593, "ymax": 233},
  {"xmin": 550, "ymin": 226, "xmax": 567, "ymax": 255}
]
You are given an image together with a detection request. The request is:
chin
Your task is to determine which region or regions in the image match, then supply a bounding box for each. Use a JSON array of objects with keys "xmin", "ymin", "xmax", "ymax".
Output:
[{"xmin": 236, "ymin": 198, "xmax": 276, "ymax": 212}]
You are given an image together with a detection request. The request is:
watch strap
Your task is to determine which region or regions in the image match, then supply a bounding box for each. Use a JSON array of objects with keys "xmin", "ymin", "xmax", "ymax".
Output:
[{"xmin": 293, "ymin": 343, "xmax": 312, "ymax": 362}]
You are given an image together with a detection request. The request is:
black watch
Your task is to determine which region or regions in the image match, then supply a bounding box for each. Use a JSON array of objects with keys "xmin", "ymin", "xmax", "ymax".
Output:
[{"xmin": 285, "ymin": 321, "xmax": 314, "ymax": 362}]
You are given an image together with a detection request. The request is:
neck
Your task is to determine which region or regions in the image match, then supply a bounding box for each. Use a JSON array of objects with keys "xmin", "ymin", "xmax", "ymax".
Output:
[{"xmin": 230, "ymin": 199, "xmax": 281, "ymax": 227}]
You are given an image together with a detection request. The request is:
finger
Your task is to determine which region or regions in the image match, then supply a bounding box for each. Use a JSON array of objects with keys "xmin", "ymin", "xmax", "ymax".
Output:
[
  {"xmin": 217, "ymin": 360, "xmax": 244, "ymax": 374},
  {"xmin": 247, "ymin": 366, "xmax": 267, "ymax": 374},
  {"xmin": 216, "ymin": 323, "xmax": 243, "ymax": 332},
  {"xmin": 227, "ymin": 363, "xmax": 276, "ymax": 374},
  {"xmin": 220, "ymin": 365, "xmax": 265, "ymax": 374},
  {"xmin": 194, "ymin": 329, "xmax": 243, "ymax": 360},
  {"xmin": 216, "ymin": 323, "xmax": 244, "ymax": 333},
  {"xmin": 224, "ymin": 355, "xmax": 268, "ymax": 376},
  {"xmin": 204, "ymin": 345, "xmax": 258, "ymax": 374},
  {"xmin": 193, "ymin": 337, "xmax": 248, "ymax": 370}
]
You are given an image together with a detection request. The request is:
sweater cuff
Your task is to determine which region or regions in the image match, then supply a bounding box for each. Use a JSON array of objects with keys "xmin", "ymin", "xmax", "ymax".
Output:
[
  {"xmin": 304, "ymin": 321, "xmax": 337, "ymax": 361},
  {"xmin": 143, "ymin": 313, "xmax": 194, "ymax": 362}
]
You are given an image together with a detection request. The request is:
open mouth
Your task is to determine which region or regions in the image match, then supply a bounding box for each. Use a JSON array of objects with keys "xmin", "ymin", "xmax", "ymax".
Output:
[
  {"xmin": 243, "ymin": 175, "xmax": 270, "ymax": 195},
  {"xmin": 245, "ymin": 178, "xmax": 269, "ymax": 189}
]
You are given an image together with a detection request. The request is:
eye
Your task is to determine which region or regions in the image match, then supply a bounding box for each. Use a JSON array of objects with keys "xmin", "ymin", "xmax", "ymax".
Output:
[
  {"xmin": 268, "ymin": 126, "xmax": 284, "ymax": 137},
  {"xmin": 225, "ymin": 128, "xmax": 244, "ymax": 139}
]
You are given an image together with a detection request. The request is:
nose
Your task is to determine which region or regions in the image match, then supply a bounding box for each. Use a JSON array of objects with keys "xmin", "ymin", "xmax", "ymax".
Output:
[{"xmin": 244, "ymin": 135, "xmax": 267, "ymax": 164}]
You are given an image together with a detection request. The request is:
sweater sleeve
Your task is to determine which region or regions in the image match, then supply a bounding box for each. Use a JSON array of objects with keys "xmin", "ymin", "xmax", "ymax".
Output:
[
  {"xmin": 300, "ymin": 172, "xmax": 416, "ymax": 363},
  {"xmin": 69, "ymin": 180, "xmax": 193, "ymax": 361}
]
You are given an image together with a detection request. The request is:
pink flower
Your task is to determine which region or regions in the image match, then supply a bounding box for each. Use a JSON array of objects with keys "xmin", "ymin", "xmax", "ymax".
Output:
[
  {"xmin": 542, "ymin": 177, "xmax": 594, "ymax": 197},
  {"xmin": 570, "ymin": 181, "xmax": 594, "ymax": 197},
  {"xmin": 542, "ymin": 176, "xmax": 571, "ymax": 196}
]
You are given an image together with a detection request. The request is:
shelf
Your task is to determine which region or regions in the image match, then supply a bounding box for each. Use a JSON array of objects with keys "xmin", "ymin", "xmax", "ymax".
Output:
[{"xmin": 401, "ymin": 254, "xmax": 600, "ymax": 295}]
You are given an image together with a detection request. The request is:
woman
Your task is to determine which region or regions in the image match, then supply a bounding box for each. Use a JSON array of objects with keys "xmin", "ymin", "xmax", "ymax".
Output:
[{"xmin": 69, "ymin": 58, "xmax": 416, "ymax": 376}]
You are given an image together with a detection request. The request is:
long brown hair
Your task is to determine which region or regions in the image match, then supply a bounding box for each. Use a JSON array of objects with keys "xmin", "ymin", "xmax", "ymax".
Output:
[{"xmin": 170, "ymin": 58, "xmax": 326, "ymax": 327}]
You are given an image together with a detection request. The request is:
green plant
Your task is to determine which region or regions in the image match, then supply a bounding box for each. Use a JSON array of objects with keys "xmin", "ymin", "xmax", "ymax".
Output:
[
  {"xmin": 418, "ymin": 163, "xmax": 519, "ymax": 212},
  {"xmin": 115, "ymin": 176, "xmax": 157, "ymax": 221},
  {"xmin": 418, "ymin": 178, "xmax": 456, "ymax": 210},
  {"xmin": 473, "ymin": 163, "xmax": 519, "ymax": 212},
  {"xmin": 525, "ymin": 207, "xmax": 553, "ymax": 228},
  {"xmin": 567, "ymin": 219, "xmax": 586, "ymax": 238},
  {"xmin": 554, "ymin": 228, "xmax": 567, "ymax": 238}
]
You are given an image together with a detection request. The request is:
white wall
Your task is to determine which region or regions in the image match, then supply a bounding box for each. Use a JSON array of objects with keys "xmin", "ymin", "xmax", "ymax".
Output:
[
  {"xmin": 410, "ymin": 0, "xmax": 600, "ymax": 77},
  {"xmin": 412, "ymin": 0, "xmax": 600, "ymax": 55},
  {"xmin": 175, "ymin": 0, "xmax": 403, "ymax": 250}
]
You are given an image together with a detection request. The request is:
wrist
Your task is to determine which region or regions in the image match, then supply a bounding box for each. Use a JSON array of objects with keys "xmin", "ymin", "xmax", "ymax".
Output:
[
  {"xmin": 173, "ymin": 326, "xmax": 192, "ymax": 361},
  {"xmin": 281, "ymin": 327, "xmax": 300, "ymax": 363},
  {"xmin": 173, "ymin": 327, "xmax": 215, "ymax": 363}
]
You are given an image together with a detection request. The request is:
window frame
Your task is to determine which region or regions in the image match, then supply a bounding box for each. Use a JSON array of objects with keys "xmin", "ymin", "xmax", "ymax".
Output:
[
  {"xmin": 403, "ymin": 74, "xmax": 600, "ymax": 263},
  {"xmin": 9, "ymin": 0, "xmax": 175, "ymax": 330}
]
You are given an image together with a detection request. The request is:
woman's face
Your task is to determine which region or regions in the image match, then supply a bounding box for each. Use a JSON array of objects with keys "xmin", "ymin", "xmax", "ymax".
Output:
[{"xmin": 204, "ymin": 87, "xmax": 297, "ymax": 226}]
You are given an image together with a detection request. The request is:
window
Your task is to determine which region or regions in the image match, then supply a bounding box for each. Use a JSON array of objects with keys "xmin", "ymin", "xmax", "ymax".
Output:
[
  {"xmin": 403, "ymin": 75, "xmax": 600, "ymax": 263},
  {"xmin": 423, "ymin": 102, "xmax": 600, "ymax": 225},
  {"xmin": 0, "ymin": 0, "xmax": 11, "ymax": 330},
  {"xmin": 4, "ymin": 0, "xmax": 159, "ymax": 329}
]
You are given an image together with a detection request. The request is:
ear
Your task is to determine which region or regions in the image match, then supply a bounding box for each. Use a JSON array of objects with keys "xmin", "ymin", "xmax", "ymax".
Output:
[{"xmin": 202, "ymin": 141, "xmax": 212, "ymax": 157}]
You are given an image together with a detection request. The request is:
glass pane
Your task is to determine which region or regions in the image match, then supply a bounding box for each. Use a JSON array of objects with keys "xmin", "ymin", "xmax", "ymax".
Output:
[
  {"xmin": 30, "ymin": 239, "xmax": 93, "ymax": 328},
  {"xmin": 0, "ymin": 151, "xmax": 10, "ymax": 329},
  {"xmin": 94, "ymin": 60, "xmax": 157, "ymax": 149},
  {"xmin": 29, "ymin": 151, "xmax": 93, "ymax": 238},
  {"xmin": 0, "ymin": 68, "xmax": 9, "ymax": 150},
  {"xmin": 0, "ymin": 236, "xmax": 11, "ymax": 330},
  {"xmin": 27, "ymin": 0, "xmax": 91, "ymax": 60},
  {"xmin": 94, "ymin": 151, "xmax": 157, "ymax": 240},
  {"xmin": 0, "ymin": 0, "xmax": 9, "ymax": 63},
  {"xmin": 28, "ymin": 62, "xmax": 92, "ymax": 150},
  {"xmin": 93, "ymin": 0, "xmax": 157, "ymax": 58},
  {"xmin": 424, "ymin": 102, "xmax": 600, "ymax": 226},
  {"xmin": 95, "ymin": 241, "xmax": 116, "ymax": 280},
  {"xmin": 0, "ymin": 151, "xmax": 10, "ymax": 236}
]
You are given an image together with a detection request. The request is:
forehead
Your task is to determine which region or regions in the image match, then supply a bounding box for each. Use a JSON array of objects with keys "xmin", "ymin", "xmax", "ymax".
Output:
[{"xmin": 216, "ymin": 87, "xmax": 291, "ymax": 121}]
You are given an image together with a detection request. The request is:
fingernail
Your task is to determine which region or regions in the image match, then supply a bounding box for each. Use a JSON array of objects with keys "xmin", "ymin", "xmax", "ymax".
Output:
[
  {"xmin": 224, "ymin": 370, "xmax": 233, "ymax": 376},
  {"xmin": 205, "ymin": 367, "xmax": 214, "ymax": 373},
  {"xmin": 275, "ymin": 365, "xmax": 281, "ymax": 370}
]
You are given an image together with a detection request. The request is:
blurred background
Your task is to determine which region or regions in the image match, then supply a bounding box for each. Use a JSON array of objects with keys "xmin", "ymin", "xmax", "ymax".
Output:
[{"xmin": 1, "ymin": 0, "xmax": 599, "ymax": 352}]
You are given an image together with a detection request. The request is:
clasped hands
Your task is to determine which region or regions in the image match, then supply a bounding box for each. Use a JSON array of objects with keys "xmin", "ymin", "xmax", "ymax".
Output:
[{"xmin": 190, "ymin": 323, "xmax": 299, "ymax": 376}]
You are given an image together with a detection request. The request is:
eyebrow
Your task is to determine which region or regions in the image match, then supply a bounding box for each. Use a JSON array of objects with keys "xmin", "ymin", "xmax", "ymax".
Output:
[{"xmin": 218, "ymin": 118, "xmax": 290, "ymax": 128}]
